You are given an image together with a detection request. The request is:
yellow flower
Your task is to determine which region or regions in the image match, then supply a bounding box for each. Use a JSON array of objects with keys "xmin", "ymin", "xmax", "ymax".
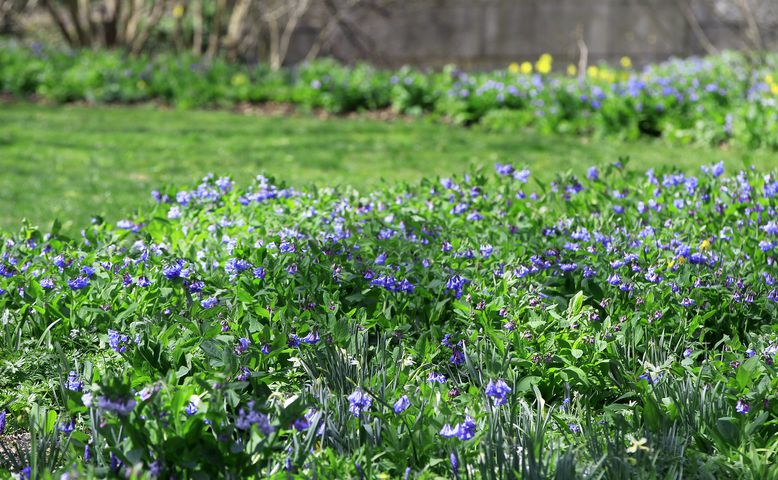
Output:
[
  {"xmin": 599, "ymin": 70, "xmax": 615, "ymax": 83},
  {"xmin": 536, "ymin": 54, "xmax": 553, "ymax": 75},
  {"xmin": 766, "ymin": 74, "xmax": 774, "ymax": 84},
  {"xmin": 620, "ymin": 56, "xmax": 632, "ymax": 69},
  {"xmin": 520, "ymin": 62, "xmax": 533, "ymax": 75},
  {"xmin": 677, "ymin": 256, "xmax": 686, "ymax": 265},
  {"xmin": 771, "ymin": 83, "xmax": 778, "ymax": 96},
  {"xmin": 626, "ymin": 436, "xmax": 650, "ymax": 454},
  {"xmin": 700, "ymin": 239, "xmax": 711, "ymax": 251},
  {"xmin": 508, "ymin": 62, "xmax": 520, "ymax": 74},
  {"xmin": 567, "ymin": 64, "xmax": 577, "ymax": 76},
  {"xmin": 136, "ymin": 80, "xmax": 147, "ymax": 90},
  {"xmin": 231, "ymin": 73, "xmax": 248, "ymax": 87},
  {"xmin": 587, "ymin": 65, "xmax": 599, "ymax": 78},
  {"xmin": 172, "ymin": 4, "xmax": 184, "ymax": 18}
]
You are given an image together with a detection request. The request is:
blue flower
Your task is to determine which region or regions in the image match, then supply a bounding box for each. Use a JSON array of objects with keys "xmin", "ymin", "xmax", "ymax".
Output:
[
  {"xmin": 393, "ymin": 395, "xmax": 410, "ymax": 414},
  {"xmin": 0, "ymin": 410, "xmax": 6, "ymax": 434},
  {"xmin": 347, "ymin": 389, "xmax": 372, "ymax": 418},
  {"xmin": 107, "ymin": 329, "xmax": 129, "ymax": 353},
  {"xmin": 485, "ymin": 379, "xmax": 511, "ymax": 406},
  {"xmin": 449, "ymin": 348, "xmax": 465, "ymax": 365},
  {"xmin": 185, "ymin": 401, "xmax": 198, "ymax": 416},
  {"xmin": 235, "ymin": 337, "xmax": 251, "ymax": 355},
  {"xmin": 587, "ymin": 166, "xmax": 599, "ymax": 181},
  {"xmin": 480, "ymin": 244, "xmax": 493, "ymax": 258},
  {"xmin": 65, "ymin": 371, "xmax": 83, "ymax": 392},
  {"xmin": 67, "ymin": 276, "xmax": 89, "ymax": 290},
  {"xmin": 736, "ymin": 399, "xmax": 749, "ymax": 414},
  {"xmin": 97, "ymin": 396, "xmax": 136, "ymax": 416},
  {"xmin": 446, "ymin": 275, "xmax": 469, "ymax": 299},
  {"xmin": 236, "ymin": 401, "xmax": 273, "ymax": 434},
  {"xmin": 428, "ymin": 372, "xmax": 447, "ymax": 384},
  {"xmin": 302, "ymin": 330, "xmax": 320, "ymax": 345},
  {"xmin": 680, "ymin": 297, "xmax": 696, "ymax": 308},
  {"xmin": 439, "ymin": 423, "xmax": 459, "ymax": 438},
  {"xmin": 201, "ymin": 296, "xmax": 218, "ymax": 309},
  {"xmin": 225, "ymin": 258, "xmax": 252, "ymax": 275},
  {"xmin": 495, "ymin": 163, "xmax": 515, "ymax": 176}
]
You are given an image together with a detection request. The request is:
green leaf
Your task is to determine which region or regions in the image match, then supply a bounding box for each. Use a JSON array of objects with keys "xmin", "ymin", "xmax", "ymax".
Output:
[{"xmin": 716, "ymin": 417, "xmax": 741, "ymax": 447}]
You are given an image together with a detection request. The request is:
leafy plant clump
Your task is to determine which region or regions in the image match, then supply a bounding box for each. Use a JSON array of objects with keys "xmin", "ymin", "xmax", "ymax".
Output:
[
  {"xmin": 2, "ymin": 39, "xmax": 778, "ymax": 148},
  {"xmin": 1, "ymin": 160, "xmax": 778, "ymax": 478}
]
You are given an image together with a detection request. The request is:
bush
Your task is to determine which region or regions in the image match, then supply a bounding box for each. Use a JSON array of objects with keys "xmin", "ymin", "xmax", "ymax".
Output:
[
  {"xmin": 2, "ymin": 39, "xmax": 778, "ymax": 147},
  {"xmin": 1, "ymin": 161, "xmax": 778, "ymax": 477}
]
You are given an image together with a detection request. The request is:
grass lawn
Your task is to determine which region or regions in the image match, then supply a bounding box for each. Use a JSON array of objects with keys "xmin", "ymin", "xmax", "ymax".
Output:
[{"xmin": 0, "ymin": 102, "xmax": 774, "ymax": 234}]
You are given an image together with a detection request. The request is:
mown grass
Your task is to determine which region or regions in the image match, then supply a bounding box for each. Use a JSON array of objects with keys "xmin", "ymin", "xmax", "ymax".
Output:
[{"xmin": 0, "ymin": 102, "xmax": 774, "ymax": 233}]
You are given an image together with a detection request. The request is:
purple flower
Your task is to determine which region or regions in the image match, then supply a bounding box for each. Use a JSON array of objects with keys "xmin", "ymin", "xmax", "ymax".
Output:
[
  {"xmin": 587, "ymin": 166, "xmax": 600, "ymax": 181},
  {"xmin": 0, "ymin": 410, "xmax": 6, "ymax": 434},
  {"xmin": 449, "ymin": 348, "xmax": 465, "ymax": 365},
  {"xmin": 107, "ymin": 329, "xmax": 129, "ymax": 353},
  {"xmin": 347, "ymin": 389, "xmax": 372, "ymax": 418},
  {"xmin": 513, "ymin": 168, "xmax": 531, "ymax": 183},
  {"xmin": 201, "ymin": 296, "xmax": 218, "ymax": 309},
  {"xmin": 485, "ymin": 379, "xmax": 511, "ymax": 406},
  {"xmin": 163, "ymin": 259, "xmax": 186, "ymax": 279},
  {"xmin": 439, "ymin": 423, "xmax": 459, "ymax": 437},
  {"xmin": 235, "ymin": 337, "xmax": 251, "ymax": 355},
  {"xmin": 97, "ymin": 396, "xmax": 137, "ymax": 416},
  {"xmin": 680, "ymin": 297, "xmax": 696, "ymax": 308},
  {"xmin": 302, "ymin": 330, "xmax": 320, "ymax": 345},
  {"xmin": 480, "ymin": 244, "xmax": 493, "ymax": 258},
  {"xmin": 428, "ymin": 372, "xmax": 447, "ymax": 384},
  {"xmin": 237, "ymin": 366, "xmax": 250, "ymax": 381},
  {"xmin": 457, "ymin": 415, "xmax": 477, "ymax": 440},
  {"xmin": 236, "ymin": 401, "xmax": 273, "ymax": 434},
  {"xmin": 65, "ymin": 371, "xmax": 83, "ymax": 392},
  {"xmin": 446, "ymin": 275, "xmax": 469, "ymax": 299},
  {"xmin": 185, "ymin": 401, "xmax": 198, "ymax": 416},
  {"xmin": 67, "ymin": 276, "xmax": 89, "ymax": 290},
  {"xmin": 495, "ymin": 163, "xmax": 515, "ymax": 176},
  {"xmin": 393, "ymin": 395, "xmax": 411, "ymax": 414},
  {"xmin": 736, "ymin": 399, "xmax": 749, "ymax": 414},
  {"xmin": 225, "ymin": 258, "xmax": 252, "ymax": 275}
]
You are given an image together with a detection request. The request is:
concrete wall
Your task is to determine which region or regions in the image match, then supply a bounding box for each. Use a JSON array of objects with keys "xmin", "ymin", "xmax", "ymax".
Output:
[{"xmin": 288, "ymin": 0, "xmax": 758, "ymax": 69}]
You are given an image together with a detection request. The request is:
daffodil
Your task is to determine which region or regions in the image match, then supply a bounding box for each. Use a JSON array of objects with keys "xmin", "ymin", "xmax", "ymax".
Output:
[
  {"xmin": 567, "ymin": 64, "xmax": 577, "ymax": 76},
  {"xmin": 620, "ymin": 56, "xmax": 632, "ymax": 69},
  {"xmin": 520, "ymin": 62, "xmax": 533, "ymax": 75},
  {"xmin": 508, "ymin": 62, "xmax": 520, "ymax": 74},
  {"xmin": 700, "ymin": 239, "xmax": 711, "ymax": 251},
  {"xmin": 587, "ymin": 65, "xmax": 599, "ymax": 78},
  {"xmin": 172, "ymin": 4, "xmax": 185, "ymax": 19}
]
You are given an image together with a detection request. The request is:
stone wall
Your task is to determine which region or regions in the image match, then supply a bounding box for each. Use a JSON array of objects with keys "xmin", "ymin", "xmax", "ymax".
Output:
[{"xmin": 288, "ymin": 0, "xmax": 758, "ymax": 69}]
